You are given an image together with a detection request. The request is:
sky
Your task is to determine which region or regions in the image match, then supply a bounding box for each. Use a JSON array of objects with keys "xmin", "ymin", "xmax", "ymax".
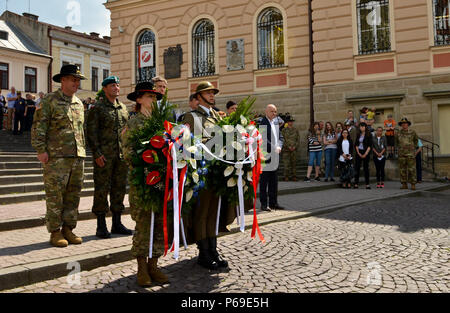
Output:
[{"xmin": 0, "ymin": 0, "xmax": 110, "ymax": 37}]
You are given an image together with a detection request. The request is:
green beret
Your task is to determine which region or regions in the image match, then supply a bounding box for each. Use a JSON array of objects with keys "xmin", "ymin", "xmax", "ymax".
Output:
[{"xmin": 102, "ymin": 76, "xmax": 120, "ymax": 87}]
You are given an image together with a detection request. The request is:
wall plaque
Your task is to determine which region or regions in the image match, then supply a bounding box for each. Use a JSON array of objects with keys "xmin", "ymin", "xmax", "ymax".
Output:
[
  {"xmin": 164, "ymin": 44, "xmax": 183, "ymax": 79},
  {"xmin": 226, "ymin": 39, "xmax": 244, "ymax": 71}
]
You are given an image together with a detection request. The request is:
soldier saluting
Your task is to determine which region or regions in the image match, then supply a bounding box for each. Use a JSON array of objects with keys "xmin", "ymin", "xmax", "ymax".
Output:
[
  {"xmin": 87, "ymin": 76, "xmax": 132, "ymax": 238},
  {"xmin": 395, "ymin": 117, "xmax": 418, "ymax": 190},
  {"xmin": 31, "ymin": 64, "xmax": 86, "ymax": 248}
]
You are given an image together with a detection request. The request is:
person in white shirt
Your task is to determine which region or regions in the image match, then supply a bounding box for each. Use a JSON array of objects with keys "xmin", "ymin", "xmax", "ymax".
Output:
[
  {"xmin": 35, "ymin": 92, "xmax": 45, "ymax": 110},
  {"xmin": 337, "ymin": 129, "xmax": 354, "ymax": 188},
  {"xmin": 372, "ymin": 127, "xmax": 387, "ymax": 188},
  {"xmin": 6, "ymin": 86, "xmax": 17, "ymax": 131}
]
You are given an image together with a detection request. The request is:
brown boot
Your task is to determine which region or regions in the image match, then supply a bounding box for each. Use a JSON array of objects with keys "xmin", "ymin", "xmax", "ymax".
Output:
[
  {"xmin": 62, "ymin": 226, "xmax": 82, "ymax": 244},
  {"xmin": 50, "ymin": 229, "xmax": 68, "ymax": 248},
  {"xmin": 148, "ymin": 257, "xmax": 169, "ymax": 284},
  {"xmin": 411, "ymin": 184, "xmax": 416, "ymax": 190},
  {"xmin": 401, "ymin": 183, "xmax": 408, "ymax": 189},
  {"xmin": 137, "ymin": 257, "xmax": 152, "ymax": 287}
]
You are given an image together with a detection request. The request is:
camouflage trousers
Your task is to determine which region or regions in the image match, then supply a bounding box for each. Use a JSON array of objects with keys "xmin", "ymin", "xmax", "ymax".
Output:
[
  {"xmin": 129, "ymin": 186, "xmax": 169, "ymax": 258},
  {"xmin": 398, "ymin": 157, "xmax": 417, "ymax": 184},
  {"xmin": 282, "ymin": 150, "xmax": 297, "ymax": 178},
  {"xmin": 92, "ymin": 155, "xmax": 128, "ymax": 215},
  {"xmin": 43, "ymin": 157, "xmax": 84, "ymax": 233}
]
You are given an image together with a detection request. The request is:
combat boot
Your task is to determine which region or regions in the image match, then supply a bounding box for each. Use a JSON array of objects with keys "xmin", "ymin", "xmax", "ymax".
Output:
[
  {"xmin": 147, "ymin": 258, "xmax": 169, "ymax": 284},
  {"xmin": 411, "ymin": 184, "xmax": 416, "ymax": 191},
  {"xmin": 95, "ymin": 213, "xmax": 111, "ymax": 239},
  {"xmin": 137, "ymin": 257, "xmax": 152, "ymax": 287},
  {"xmin": 401, "ymin": 183, "xmax": 408, "ymax": 189},
  {"xmin": 111, "ymin": 212, "xmax": 132, "ymax": 235},
  {"xmin": 208, "ymin": 237, "xmax": 229, "ymax": 269},
  {"xmin": 62, "ymin": 226, "xmax": 82, "ymax": 244},
  {"xmin": 50, "ymin": 229, "xmax": 68, "ymax": 248},
  {"xmin": 196, "ymin": 239, "xmax": 219, "ymax": 270}
]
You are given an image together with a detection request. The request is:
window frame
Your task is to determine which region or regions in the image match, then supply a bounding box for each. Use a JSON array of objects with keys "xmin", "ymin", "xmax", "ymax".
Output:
[
  {"xmin": 191, "ymin": 18, "xmax": 216, "ymax": 78},
  {"xmin": 24, "ymin": 66, "xmax": 37, "ymax": 93},
  {"xmin": 0, "ymin": 62, "xmax": 9, "ymax": 90},
  {"xmin": 256, "ymin": 7, "xmax": 285, "ymax": 70},
  {"xmin": 135, "ymin": 29, "xmax": 157, "ymax": 84},
  {"xmin": 433, "ymin": 0, "xmax": 450, "ymax": 46},
  {"xmin": 91, "ymin": 66, "xmax": 99, "ymax": 92},
  {"xmin": 356, "ymin": 0, "xmax": 392, "ymax": 55}
]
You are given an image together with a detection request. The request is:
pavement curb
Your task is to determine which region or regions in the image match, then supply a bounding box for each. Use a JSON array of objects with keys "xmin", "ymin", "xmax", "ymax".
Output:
[{"xmin": 0, "ymin": 183, "xmax": 448, "ymax": 291}]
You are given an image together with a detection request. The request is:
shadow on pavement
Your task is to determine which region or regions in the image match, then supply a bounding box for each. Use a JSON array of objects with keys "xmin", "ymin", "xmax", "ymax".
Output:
[
  {"xmin": 315, "ymin": 195, "xmax": 450, "ymax": 233},
  {"xmin": 86, "ymin": 257, "xmax": 225, "ymax": 293}
]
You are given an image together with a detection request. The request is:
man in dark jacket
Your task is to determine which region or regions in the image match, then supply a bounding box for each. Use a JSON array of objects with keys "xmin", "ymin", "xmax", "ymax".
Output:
[
  {"xmin": 258, "ymin": 104, "xmax": 284, "ymax": 212},
  {"xmin": 13, "ymin": 92, "xmax": 26, "ymax": 135}
]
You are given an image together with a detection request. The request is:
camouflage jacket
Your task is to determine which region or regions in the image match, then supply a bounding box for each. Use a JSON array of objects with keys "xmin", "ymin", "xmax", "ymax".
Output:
[
  {"xmin": 122, "ymin": 112, "xmax": 146, "ymax": 168},
  {"xmin": 395, "ymin": 128, "xmax": 418, "ymax": 158},
  {"xmin": 87, "ymin": 97, "xmax": 129, "ymax": 159},
  {"xmin": 31, "ymin": 89, "xmax": 86, "ymax": 158},
  {"xmin": 281, "ymin": 126, "xmax": 300, "ymax": 151}
]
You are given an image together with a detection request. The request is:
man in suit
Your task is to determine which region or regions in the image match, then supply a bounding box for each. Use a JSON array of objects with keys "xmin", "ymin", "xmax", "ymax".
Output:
[
  {"xmin": 258, "ymin": 104, "xmax": 285, "ymax": 212},
  {"xmin": 182, "ymin": 81, "xmax": 233, "ymax": 271}
]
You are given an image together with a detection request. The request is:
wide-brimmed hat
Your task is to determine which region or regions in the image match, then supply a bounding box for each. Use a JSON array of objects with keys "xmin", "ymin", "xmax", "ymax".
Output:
[
  {"xmin": 399, "ymin": 117, "xmax": 411, "ymax": 126},
  {"xmin": 127, "ymin": 82, "xmax": 163, "ymax": 102},
  {"xmin": 285, "ymin": 114, "xmax": 295, "ymax": 122},
  {"xmin": 53, "ymin": 64, "xmax": 87, "ymax": 83},
  {"xmin": 194, "ymin": 81, "xmax": 219, "ymax": 95}
]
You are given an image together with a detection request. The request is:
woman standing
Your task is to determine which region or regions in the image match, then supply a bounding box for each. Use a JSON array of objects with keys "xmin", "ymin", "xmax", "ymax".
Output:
[
  {"xmin": 354, "ymin": 122, "xmax": 372, "ymax": 189},
  {"xmin": 304, "ymin": 122, "xmax": 322, "ymax": 182},
  {"xmin": 323, "ymin": 122, "xmax": 338, "ymax": 182},
  {"xmin": 335, "ymin": 122, "xmax": 343, "ymax": 139},
  {"xmin": 337, "ymin": 129, "xmax": 354, "ymax": 188},
  {"xmin": 122, "ymin": 82, "xmax": 169, "ymax": 287},
  {"xmin": 372, "ymin": 127, "xmax": 387, "ymax": 188}
]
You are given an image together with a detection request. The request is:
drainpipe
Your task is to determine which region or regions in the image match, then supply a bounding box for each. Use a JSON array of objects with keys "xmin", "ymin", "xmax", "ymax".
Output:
[
  {"xmin": 47, "ymin": 26, "xmax": 53, "ymax": 93},
  {"xmin": 308, "ymin": 0, "xmax": 315, "ymax": 125}
]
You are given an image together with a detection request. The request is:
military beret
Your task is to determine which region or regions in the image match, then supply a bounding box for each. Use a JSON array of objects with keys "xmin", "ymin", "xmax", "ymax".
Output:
[{"xmin": 102, "ymin": 76, "xmax": 120, "ymax": 87}]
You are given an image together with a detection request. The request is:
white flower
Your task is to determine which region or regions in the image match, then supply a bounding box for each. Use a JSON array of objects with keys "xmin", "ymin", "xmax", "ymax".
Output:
[
  {"xmin": 244, "ymin": 186, "xmax": 249, "ymax": 193},
  {"xmin": 232, "ymin": 141, "xmax": 243, "ymax": 151},
  {"xmin": 222, "ymin": 125, "xmax": 234, "ymax": 133},
  {"xmin": 235, "ymin": 168, "xmax": 244, "ymax": 176},
  {"xmin": 177, "ymin": 160, "xmax": 187, "ymax": 169},
  {"xmin": 246, "ymin": 125, "xmax": 255, "ymax": 132},
  {"xmin": 227, "ymin": 177, "xmax": 237, "ymax": 187},
  {"xmin": 189, "ymin": 159, "xmax": 197, "ymax": 169},
  {"xmin": 224, "ymin": 166, "xmax": 234, "ymax": 177},
  {"xmin": 185, "ymin": 189, "xmax": 193, "ymax": 202},
  {"xmin": 218, "ymin": 147, "xmax": 226, "ymax": 158},
  {"xmin": 183, "ymin": 129, "xmax": 191, "ymax": 141},
  {"xmin": 236, "ymin": 124, "xmax": 246, "ymax": 134},
  {"xmin": 186, "ymin": 146, "xmax": 198, "ymax": 153},
  {"xmin": 247, "ymin": 171, "xmax": 253, "ymax": 182},
  {"xmin": 192, "ymin": 172, "xmax": 199, "ymax": 183},
  {"xmin": 240, "ymin": 115, "xmax": 248, "ymax": 126},
  {"xmin": 204, "ymin": 122, "xmax": 215, "ymax": 129}
]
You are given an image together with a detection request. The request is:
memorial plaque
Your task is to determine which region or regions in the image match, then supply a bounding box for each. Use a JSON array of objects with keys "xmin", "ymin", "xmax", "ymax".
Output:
[
  {"xmin": 226, "ymin": 39, "xmax": 244, "ymax": 71},
  {"xmin": 164, "ymin": 44, "xmax": 183, "ymax": 79}
]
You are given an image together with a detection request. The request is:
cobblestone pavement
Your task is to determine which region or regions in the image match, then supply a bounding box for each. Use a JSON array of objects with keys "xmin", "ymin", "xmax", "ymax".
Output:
[{"xmin": 3, "ymin": 194, "xmax": 448, "ymax": 293}]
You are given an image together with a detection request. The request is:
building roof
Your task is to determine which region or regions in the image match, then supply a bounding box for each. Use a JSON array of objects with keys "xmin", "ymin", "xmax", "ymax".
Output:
[{"xmin": 0, "ymin": 20, "xmax": 50, "ymax": 58}]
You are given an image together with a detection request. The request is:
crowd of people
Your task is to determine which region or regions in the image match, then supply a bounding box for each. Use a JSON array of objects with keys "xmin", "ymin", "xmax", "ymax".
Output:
[
  {"xmin": 303, "ymin": 109, "xmax": 423, "ymax": 190},
  {"xmin": 0, "ymin": 88, "xmax": 44, "ymax": 134}
]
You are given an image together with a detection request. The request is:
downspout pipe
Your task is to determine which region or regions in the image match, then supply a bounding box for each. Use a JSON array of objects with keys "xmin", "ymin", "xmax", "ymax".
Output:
[
  {"xmin": 308, "ymin": 0, "xmax": 315, "ymax": 125},
  {"xmin": 47, "ymin": 26, "xmax": 52, "ymax": 93}
]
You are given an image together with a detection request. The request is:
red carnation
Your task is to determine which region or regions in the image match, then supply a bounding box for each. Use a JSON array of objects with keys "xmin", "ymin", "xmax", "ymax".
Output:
[
  {"xmin": 146, "ymin": 171, "xmax": 161, "ymax": 185},
  {"xmin": 150, "ymin": 135, "xmax": 165, "ymax": 149},
  {"xmin": 142, "ymin": 150, "xmax": 157, "ymax": 164}
]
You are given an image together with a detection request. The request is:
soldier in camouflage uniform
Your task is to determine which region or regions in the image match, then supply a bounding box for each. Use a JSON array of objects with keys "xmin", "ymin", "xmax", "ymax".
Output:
[
  {"xmin": 281, "ymin": 115, "xmax": 300, "ymax": 181},
  {"xmin": 31, "ymin": 64, "xmax": 86, "ymax": 248},
  {"xmin": 122, "ymin": 82, "xmax": 169, "ymax": 287},
  {"xmin": 395, "ymin": 118, "xmax": 418, "ymax": 190},
  {"xmin": 87, "ymin": 76, "xmax": 132, "ymax": 239}
]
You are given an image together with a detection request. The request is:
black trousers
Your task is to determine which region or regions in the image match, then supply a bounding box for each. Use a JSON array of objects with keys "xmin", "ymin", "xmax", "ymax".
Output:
[
  {"xmin": 259, "ymin": 170, "xmax": 278, "ymax": 208},
  {"xmin": 354, "ymin": 148, "xmax": 370, "ymax": 185},
  {"xmin": 13, "ymin": 110, "xmax": 25, "ymax": 134},
  {"xmin": 373, "ymin": 156, "xmax": 386, "ymax": 182}
]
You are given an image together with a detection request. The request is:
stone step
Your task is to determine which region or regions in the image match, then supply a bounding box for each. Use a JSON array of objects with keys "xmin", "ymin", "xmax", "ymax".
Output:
[
  {"xmin": 0, "ymin": 188, "xmax": 95, "ymax": 205},
  {"xmin": 0, "ymin": 161, "xmax": 94, "ymax": 169},
  {"xmin": 0, "ymin": 167, "xmax": 94, "ymax": 176},
  {"xmin": 0, "ymin": 173, "xmax": 94, "ymax": 185},
  {"xmin": 0, "ymin": 180, "xmax": 95, "ymax": 196},
  {"xmin": 0, "ymin": 155, "xmax": 93, "ymax": 162}
]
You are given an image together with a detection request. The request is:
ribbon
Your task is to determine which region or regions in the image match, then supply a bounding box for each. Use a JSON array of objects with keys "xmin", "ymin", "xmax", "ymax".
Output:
[
  {"xmin": 149, "ymin": 211, "xmax": 155, "ymax": 258},
  {"xmin": 162, "ymin": 122, "xmax": 174, "ymax": 256},
  {"xmin": 237, "ymin": 169, "xmax": 245, "ymax": 232},
  {"xmin": 215, "ymin": 196, "xmax": 222, "ymax": 236},
  {"xmin": 251, "ymin": 132, "xmax": 265, "ymax": 243},
  {"xmin": 171, "ymin": 144, "xmax": 180, "ymax": 260}
]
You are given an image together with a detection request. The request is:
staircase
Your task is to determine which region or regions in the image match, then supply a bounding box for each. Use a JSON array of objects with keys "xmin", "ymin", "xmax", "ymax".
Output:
[{"xmin": 0, "ymin": 131, "xmax": 95, "ymax": 205}]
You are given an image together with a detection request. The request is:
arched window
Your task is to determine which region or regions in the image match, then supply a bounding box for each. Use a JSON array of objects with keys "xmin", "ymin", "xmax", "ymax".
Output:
[
  {"xmin": 257, "ymin": 7, "xmax": 285, "ymax": 69},
  {"xmin": 433, "ymin": 0, "xmax": 450, "ymax": 46},
  {"xmin": 356, "ymin": 0, "xmax": 391, "ymax": 54},
  {"xmin": 192, "ymin": 19, "xmax": 215, "ymax": 77},
  {"xmin": 136, "ymin": 29, "xmax": 156, "ymax": 83}
]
